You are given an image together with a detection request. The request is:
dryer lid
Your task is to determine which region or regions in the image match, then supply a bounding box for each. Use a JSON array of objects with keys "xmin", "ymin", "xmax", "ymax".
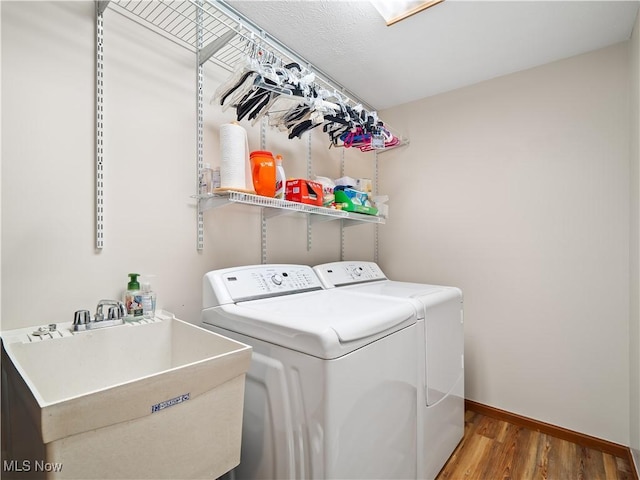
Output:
[{"xmin": 342, "ymin": 281, "xmax": 445, "ymax": 299}]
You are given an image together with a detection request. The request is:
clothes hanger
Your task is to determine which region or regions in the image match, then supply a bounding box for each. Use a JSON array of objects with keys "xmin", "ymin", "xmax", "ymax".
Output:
[{"xmin": 214, "ymin": 42, "xmax": 400, "ymax": 151}]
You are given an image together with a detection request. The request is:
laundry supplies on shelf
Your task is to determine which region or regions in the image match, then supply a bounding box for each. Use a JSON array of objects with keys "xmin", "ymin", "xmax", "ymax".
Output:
[
  {"xmin": 314, "ymin": 176, "xmax": 336, "ymax": 207},
  {"xmin": 334, "ymin": 186, "xmax": 378, "ymax": 216},
  {"xmin": 274, "ymin": 155, "xmax": 286, "ymax": 199},
  {"xmin": 249, "ymin": 150, "xmax": 276, "ymax": 197},
  {"xmin": 285, "ymin": 179, "xmax": 324, "ymax": 206}
]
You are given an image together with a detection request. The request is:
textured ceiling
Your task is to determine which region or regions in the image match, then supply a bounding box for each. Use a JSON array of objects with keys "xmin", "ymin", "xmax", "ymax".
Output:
[{"xmin": 227, "ymin": 0, "xmax": 640, "ymax": 110}]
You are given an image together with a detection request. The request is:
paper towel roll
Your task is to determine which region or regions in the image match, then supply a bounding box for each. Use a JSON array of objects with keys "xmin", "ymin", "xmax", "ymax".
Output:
[{"xmin": 219, "ymin": 123, "xmax": 249, "ymax": 190}]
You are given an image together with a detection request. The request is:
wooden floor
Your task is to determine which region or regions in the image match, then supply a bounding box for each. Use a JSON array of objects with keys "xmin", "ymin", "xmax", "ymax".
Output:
[{"xmin": 437, "ymin": 410, "xmax": 636, "ymax": 480}]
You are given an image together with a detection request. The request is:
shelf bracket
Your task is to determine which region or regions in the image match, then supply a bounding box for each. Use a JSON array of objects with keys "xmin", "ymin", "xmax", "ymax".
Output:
[
  {"xmin": 262, "ymin": 208, "xmax": 292, "ymax": 220},
  {"xmin": 96, "ymin": 0, "xmax": 109, "ymax": 16},
  {"xmin": 309, "ymin": 215, "xmax": 336, "ymax": 225},
  {"xmin": 341, "ymin": 216, "xmax": 384, "ymax": 228},
  {"xmin": 198, "ymin": 195, "xmax": 232, "ymax": 211},
  {"xmin": 198, "ymin": 30, "xmax": 237, "ymax": 66}
]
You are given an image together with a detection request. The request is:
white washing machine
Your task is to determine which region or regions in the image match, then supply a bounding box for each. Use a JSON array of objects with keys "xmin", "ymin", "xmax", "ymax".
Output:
[
  {"xmin": 201, "ymin": 264, "xmax": 419, "ymax": 480},
  {"xmin": 313, "ymin": 261, "xmax": 464, "ymax": 480}
]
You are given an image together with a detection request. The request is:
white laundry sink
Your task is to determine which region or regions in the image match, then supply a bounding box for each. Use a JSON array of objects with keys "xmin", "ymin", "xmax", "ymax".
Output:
[{"xmin": 1, "ymin": 312, "xmax": 251, "ymax": 479}]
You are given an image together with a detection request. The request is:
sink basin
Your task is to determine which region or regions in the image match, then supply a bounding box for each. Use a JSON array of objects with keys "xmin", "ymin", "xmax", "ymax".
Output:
[{"xmin": 1, "ymin": 312, "xmax": 251, "ymax": 479}]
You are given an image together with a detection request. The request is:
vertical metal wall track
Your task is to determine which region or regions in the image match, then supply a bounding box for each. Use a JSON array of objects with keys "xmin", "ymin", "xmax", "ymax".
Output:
[
  {"xmin": 340, "ymin": 148, "xmax": 345, "ymax": 261},
  {"xmin": 374, "ymin": 151, "xmax": 380, "ymax": 263},
  {"xmin": 260, "ymin": 117, "xmax": 267, "ymax": 264},
  {"xmin": 196, "ymin": 23, "xmax": 236, "ymax": 252},
  {"xmin": 95, "ymin": 1, "xmax": 108, "ymax": 250},
  {"xmin": 196, "ymin": 0, "xmax": 205, "ymax": 252},
  {"xmin": 307, "ymin": 131, "xmax": 312, "ymax": 251}
]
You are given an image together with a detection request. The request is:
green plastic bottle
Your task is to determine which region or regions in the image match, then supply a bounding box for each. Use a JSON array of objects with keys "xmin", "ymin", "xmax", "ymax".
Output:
[{"xmin": 123, "ymin": 273, "xmax": 143, "ymax": 319}]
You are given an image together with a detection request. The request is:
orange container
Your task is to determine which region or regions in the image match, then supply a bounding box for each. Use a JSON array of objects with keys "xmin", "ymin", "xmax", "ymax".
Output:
[{"xmin": 249, "ymin": 150, "xmax": 276, "ymax": 197}]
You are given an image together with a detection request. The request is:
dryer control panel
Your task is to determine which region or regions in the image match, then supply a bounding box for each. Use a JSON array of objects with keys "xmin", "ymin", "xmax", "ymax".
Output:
[
  {"xmin": 203, "ymin": 264, "xmax": 323, "ymax": 306},
  {"xmin": 313, "ymin": 261, "xmax": 387, "ymax": 288}
]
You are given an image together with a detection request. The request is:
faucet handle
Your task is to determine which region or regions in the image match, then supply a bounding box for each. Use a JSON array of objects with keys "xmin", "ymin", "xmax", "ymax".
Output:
[
  {"xmin": 107, "ymin": 302, "xmax": 127, "ymax": 320},
  {"xmin": 73, "ymin": 310, "xmax": 91, "ymax": 325},
  {"xmin": 117, "ymin": 301, "xmax": 127, "ymax": 319}
]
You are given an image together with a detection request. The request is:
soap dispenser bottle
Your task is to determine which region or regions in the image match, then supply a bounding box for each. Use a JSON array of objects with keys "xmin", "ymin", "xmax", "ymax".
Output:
[
  {"xmin": 140, "ymin": 276, "xmax": 157, "ymax": 319},
  {"xmin": 123, "ymin": 273, "xmax": 143, "ymax": 319}
]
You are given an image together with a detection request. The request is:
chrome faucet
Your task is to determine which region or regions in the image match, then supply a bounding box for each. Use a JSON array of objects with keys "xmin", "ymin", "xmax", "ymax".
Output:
[
  {"xmin": 95, "ymin": 299, "xmax": 127, "ymax": 321},
  {"xmin": 73, "ymin": 300, "xmax": 126, "ymax": 332}
]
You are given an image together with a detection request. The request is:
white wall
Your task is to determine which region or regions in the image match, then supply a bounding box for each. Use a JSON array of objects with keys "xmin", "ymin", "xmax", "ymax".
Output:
[
  {"xmin": 0, "ymin": 1, "xmax": 377, "ymax": 331},
  {"xmin": 380, "ymin": 43, "xmax": 631, "ymax": 445},
  {"xmin": 630, "ymin": 7, "xmax": 640, "ymax": 469}
]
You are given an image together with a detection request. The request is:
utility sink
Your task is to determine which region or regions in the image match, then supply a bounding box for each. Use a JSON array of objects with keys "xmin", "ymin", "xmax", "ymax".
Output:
[{"xmin": 1, "ymin": 312, "xmax": 252, "ymax": 479}]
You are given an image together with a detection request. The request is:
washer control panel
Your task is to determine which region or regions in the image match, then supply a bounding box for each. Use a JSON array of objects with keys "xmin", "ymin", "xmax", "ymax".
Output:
[
  {"xmin": 220, "ymin": 265, "xmax": 323, "ymax": 301},
  {"xmin": 313, "ymin": 261, "xmax": 387, "ymax": 287}
]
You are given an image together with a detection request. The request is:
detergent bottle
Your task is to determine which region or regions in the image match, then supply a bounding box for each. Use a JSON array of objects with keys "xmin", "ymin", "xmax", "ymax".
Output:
[
  {"xmin": 274, "ymin": 154, "xmax": 286, "ymax": 199},
  {"xmin": 250, "ymin": 150, "xmax": 276, "ymax": 197}
]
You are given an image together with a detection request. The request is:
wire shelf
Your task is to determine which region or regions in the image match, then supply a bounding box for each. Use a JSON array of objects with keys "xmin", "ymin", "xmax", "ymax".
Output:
[
  {"xmin": 197, "ymin": 191, "xmax": 385, "ymax": 225},
  {"xmin": 108, "ymin": 0, "xmax": 408, "ymax": 150},
  {"xmin": 109, "ymin": 1, "xmax": 362, "ymax": 102},
  {"xmin": 109, "ymin": 0, "xmax": 245, "ymax": 72}
]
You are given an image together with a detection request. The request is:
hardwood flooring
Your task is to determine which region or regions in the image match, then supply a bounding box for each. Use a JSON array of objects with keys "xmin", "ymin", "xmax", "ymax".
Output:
[{"xmin": 436, "ymin": 410, "xmax": 636, "ymax": 480}]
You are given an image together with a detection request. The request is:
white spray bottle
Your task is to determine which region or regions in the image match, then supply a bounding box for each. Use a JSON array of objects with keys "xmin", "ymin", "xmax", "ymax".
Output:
[{"xmin": 275, "ymin": 154, "xmax": 286, "ymax": 199}]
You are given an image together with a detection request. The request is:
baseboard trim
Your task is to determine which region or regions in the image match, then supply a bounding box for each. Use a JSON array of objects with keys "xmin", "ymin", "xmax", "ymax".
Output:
[{"xmin": 465, "ymin": 399, "xmax": 638, "ymax": 480}]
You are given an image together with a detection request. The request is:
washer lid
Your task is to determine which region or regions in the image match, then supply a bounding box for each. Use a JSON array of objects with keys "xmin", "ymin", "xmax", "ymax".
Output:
[{"xmin": 203, "ymin": 289, "xmax": 416, "ymax": 359}]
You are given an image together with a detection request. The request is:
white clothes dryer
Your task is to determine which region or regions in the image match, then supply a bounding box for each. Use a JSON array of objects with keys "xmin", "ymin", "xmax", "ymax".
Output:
[
  {"xmin": 201, "ymin": 264, "xmax": 419, "ymax": 480},
  {"xmin": 313, "ymin": 261, "xmax": 464, "ymax": 480}
]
